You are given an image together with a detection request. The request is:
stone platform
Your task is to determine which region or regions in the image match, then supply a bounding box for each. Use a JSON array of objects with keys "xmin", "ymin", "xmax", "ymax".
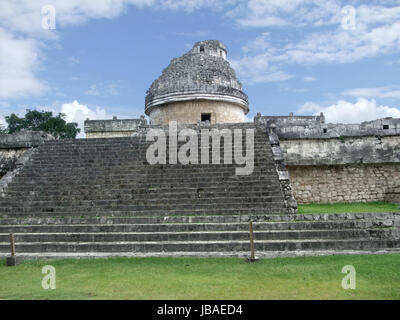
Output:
[
  {"xmin": 0, "ymin": 212, "xmax": 399, "ymax": 259},
  {"xmin": 0, "ymin": 124, "xmax": 399, "ymax": 259}
]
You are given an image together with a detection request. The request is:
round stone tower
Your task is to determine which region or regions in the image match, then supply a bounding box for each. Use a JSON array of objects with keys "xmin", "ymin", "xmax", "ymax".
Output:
[{"xmin": 145, "ymin": 40, "xmax": 249, "ymax": 125}]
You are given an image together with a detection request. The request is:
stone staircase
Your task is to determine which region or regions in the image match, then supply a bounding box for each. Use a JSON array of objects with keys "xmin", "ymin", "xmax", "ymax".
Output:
[
  {"xmin": 0, "ymin": 213, "xmax": 399, "ymax": 258},
  {"xmin": 0, "ymin": 125, "xmax": 399, "ymax": 259}
]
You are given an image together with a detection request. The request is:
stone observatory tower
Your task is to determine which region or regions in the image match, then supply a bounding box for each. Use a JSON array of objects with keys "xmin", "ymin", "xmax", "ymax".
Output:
[{"xmin": 145, "ymin": 40, "xmax": 249, "ymax": 125}]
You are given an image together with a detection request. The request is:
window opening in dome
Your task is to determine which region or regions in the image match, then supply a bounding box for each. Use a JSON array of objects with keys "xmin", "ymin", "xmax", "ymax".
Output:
[{"xmin": 201, "ymin": 113, "xmax": 211, "ymax": 122}]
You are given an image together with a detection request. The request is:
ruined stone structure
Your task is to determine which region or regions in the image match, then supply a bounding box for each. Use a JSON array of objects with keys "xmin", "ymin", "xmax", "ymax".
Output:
[
  {"xmin": 144, "ymin": 40, "xmax": 249, "ymax": 125},
  {"xmin": 256, "ymin": 115, "xmax": 400, "ymax": 204},
  {"xmin": 0, "ymin": 40, "xmax": 399, "ymax": 259},
  {"xmin": 0, "ymin": 131, "xmax": 54, "ymax": 185},
  {"xmin": 84, "ymin": 117, "xmax": 148, "ymax": 138},
  {"xmin": 86, "ymin": 113, "xmax": 400, "ymax": 205}
]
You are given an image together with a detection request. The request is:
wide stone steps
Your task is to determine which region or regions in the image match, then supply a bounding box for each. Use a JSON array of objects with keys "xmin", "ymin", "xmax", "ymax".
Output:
[
  {"xmin": 37, "ymin": 135, "xmax": 266, "ymax": 146},
  {"xmin": 0, "ymin": 213, "xmax": 398, "ymax": 258},
  {"xmin": 0, "ymin": 126, "xmax": 319, "ymax": 258},
  {"xmin": 3, "ymin": 192, "xmax": 283, "ymax": 202},
  {"xmin": 3, "ymin": 190, "xmax": 283, "ymax": 202},
  {"xmin": 0, "ymin": 230, "xmax": 394, "ymax": 252},
  {"xmin": 13, "ymin": 174, "xmax": 276, "ymax": 182},
  {"xmin": 3, "ymin": 227, "xmax": 396, "ymax": 239},
  {"xmin": 16, "ymin": 166, "xmax": 275, "ymax": 175},
  {"xmin": 11, "ymin": 173, "xmax": 279, "ymax": 183},
  {"xmin": 0, "ymin": 203, "xmax": 286, "ymax": 215},
  {"xmin": 0, "ymin": 196, "xmax": 284, "ymax": 209},
  {"xmin": 0, "ymin": 220, "xmax": 392, "ymax": 233},
  {"xmin": 0, "ymin": 212, "xmax": 394, "ymax": 225},
  {"xmin": 1, "ymin": 128, "xmax": 281, "ymax": 227},
  {"xmin": 6, "ymin": 182, "xmax": 280, "ymax": 192},
  {"xmin": 33, "ymin": 147, "xmax": 261, "ymax": 155},
  {"xmin": 29, "ymin": 146, "xmax": 271, "ymax": 156},
  {"xmin": 0, "ymin": 208, "xmax": 291, "ymax": 219},
  {"xmin": 0, "ymin": 229, "xmax": 393, "ymax": 243},
  {"xmin": 4, "ymin": 182, "xmax": 282, "ymax": 194},
  {"xmin": 1, "ymin": 240, "xmax": 399, "ymax": 255}
]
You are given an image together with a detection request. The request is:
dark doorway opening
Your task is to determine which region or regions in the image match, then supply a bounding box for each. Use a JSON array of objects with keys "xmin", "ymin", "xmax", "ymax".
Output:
[{"xmin": 201, "ymin": 113, "xmax": 211, "ymax": 122}]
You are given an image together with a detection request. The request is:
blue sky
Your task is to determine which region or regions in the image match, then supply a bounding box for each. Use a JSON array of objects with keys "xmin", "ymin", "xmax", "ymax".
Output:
[{"xmin": 1, "ymin": 0, "xmax": 400, "ymax": 137}]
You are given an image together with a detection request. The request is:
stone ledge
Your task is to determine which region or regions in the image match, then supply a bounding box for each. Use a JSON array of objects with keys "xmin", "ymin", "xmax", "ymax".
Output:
[
  {"xmin": 145, "ymin": 91, "xmax": 249, "ymax": 115},
  {"xmin": 84, "ymin": 118, "xmax": 147, "ymax": 133},
  {"xmin": 0, "ymin": 131, "xmax": 55, "ymax": 148}
]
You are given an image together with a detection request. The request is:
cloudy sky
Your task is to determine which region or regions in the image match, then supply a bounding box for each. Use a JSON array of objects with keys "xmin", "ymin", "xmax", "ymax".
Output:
[{"xmin": 1, "ymin": 0, "xmax": 400, "ymax": 137}]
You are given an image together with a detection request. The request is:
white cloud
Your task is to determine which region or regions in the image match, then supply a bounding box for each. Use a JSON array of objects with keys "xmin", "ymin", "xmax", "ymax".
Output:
[
  {"xmin": 343, "ymin": 86, "xmax": 400, "ymax": 99},
  {"xmin": 232, "ymin": 3, "xmax": 400, "ymax": 84},
  {"xmin": 0, "ymin": 115, "xmax": 6, "ymax": 129},
  {"xmin": 159, "ymin": 0, "xmax": 236, "ymax": 12},
  {"xmin": 107, "ymin": 84, "xmax": 121, "ymax": 96},
  {"xmin": 241, "ymin": 32, "xmax": 271, "ymax": 54},
  {"xmin": 230, "ymin": 54, "xmax": 293, "ymax": 84},
  {"xmin": 0, "ymin": 101, "xmax": 10, "ymax": 108},
  {"xmin": 298, "ymin": 98, "xmax": 400, "ymax": 123},
  {"xmin": 0, "ymin": 0, "xmax": 231, "ymax": 100},
  {"xmin": 284, "ymin": 21, "xmax": 400, "ymax": 64},
  {"xmin": 2, "ymin": 0, "xmax": 400, "ymax": 96},
  {"xmin": 0, "ymin": 0, "xmax": 156, "ymax": 36},
  {"xmin": 67, "ymin": 57, "xmax": 80, "ymax": 65},
  {"xmin": 357, "ymin": 4, "xmax": 400, "ymax": 27},
  {"xmin": 174, "ymin": 30, "xmax": 209, "ymax": 37},
  {"xmin": 303, "ymin": 76, "xmax": 316, "ymax": 82},
  {"xmin": 61, "ymin": 100, "xmax": 109, "ymax": 138},
  {"xmin": 85, "ymin": 83, "xmax": 121, "ymax": 96},
  {"xmin": 0, "ymin": 28, "xmax": 47, "ymax": 99},
  {"xmin": 236, "ymin": 0, "xmax": 341, "ymax": 28},
  {"xmin": 86, "ymin": 84, "xmax": 100, "ymax": 96},
  {"xmin": 234, "ymin": 1, "xmax": 400, "ymax": 29}
]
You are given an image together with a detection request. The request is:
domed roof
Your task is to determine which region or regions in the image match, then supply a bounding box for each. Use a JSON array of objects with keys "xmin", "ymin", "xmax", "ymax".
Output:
[{"xmin": 145, "ymin": 40, "xmax": 249, "ymax": 115}]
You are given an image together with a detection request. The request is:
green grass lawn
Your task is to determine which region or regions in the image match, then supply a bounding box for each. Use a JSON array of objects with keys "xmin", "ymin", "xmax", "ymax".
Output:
[
  {"xmin": 298, "ymin": 202, "xmax": 400, "ymax": 214},
  {"xmin": 1, "ymin": 254, "xmax": 400, "ymax": 300}
]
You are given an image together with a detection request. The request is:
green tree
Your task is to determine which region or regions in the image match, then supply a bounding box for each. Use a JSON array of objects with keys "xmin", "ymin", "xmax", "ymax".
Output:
[{"xmin": 4, "ymin": 109, "xmax": 80, "ymax": 139}]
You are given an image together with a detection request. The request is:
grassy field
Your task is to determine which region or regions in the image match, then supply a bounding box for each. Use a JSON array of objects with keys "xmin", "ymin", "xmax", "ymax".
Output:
[
  {"xmin": 1, "ymin": 254, "xmax": 400, "ymax": 300},
  {"xmin": 298, "ymin": 202, "xmax": 399, "ymax": 214}
]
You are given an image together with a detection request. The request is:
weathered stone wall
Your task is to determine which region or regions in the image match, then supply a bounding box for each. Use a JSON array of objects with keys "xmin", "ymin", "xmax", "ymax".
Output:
[
  {"xmin": 254, "ymin": 115, "xmax": 400, "ymax": 204},
  {"xmin": 149, "ymin": 100, "xmax": 246, "ymax": 125},
  {"xmin": 0, "ymin": 131, "xmax": 54, "ymax": 149},
  {"xmin": 256, "ymin": 115, "xmax": 400, "ymax": 139},
  {"xmin": 0, "ymin": 131, "xmax": 54, "ymax": 193},
  {"xmin": 256, "ymin": 113, "xmax": 325, "ymax": 127},
  {"xmin": 84, "ymin": 118, "xmax": 147, "ymax": 139},
  {"xmin": 280, "ymin": 135, "xmax": 400, "ymax": 204},
  {"xmin": 0, "ymin": 131, "xmax": 54, "ymax": 176},
  {"xmin": 0, "ymin": 149, "xmax": 29, "ymax": 176},
  {"xmin": 85, "ymin": 131, "xmax": 136, "ymax": 138},
  {"xmin": 288, "ymin": 163, "xmax": 400, "ymax": 204},
  {"xmin": 280, "ymin": 136, "xmax": 400, "ymax": 166}
]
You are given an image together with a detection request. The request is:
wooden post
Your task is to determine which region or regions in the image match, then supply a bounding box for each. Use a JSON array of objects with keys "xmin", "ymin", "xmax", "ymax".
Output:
[
  {"xmin": 6, "ymin": 233, "xmax": 20, "ymax": 266},
  {"xmin": 10, "ymin": 233, "xmax": 15, "ymax": 257},
  {"xmin": 249, "ymin": 221, "xmax": 255, "ymax": 261}
]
